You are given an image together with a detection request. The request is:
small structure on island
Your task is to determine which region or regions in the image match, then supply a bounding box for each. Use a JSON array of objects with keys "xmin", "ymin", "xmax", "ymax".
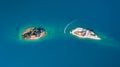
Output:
[
  {"xmin": 22, "ymin": 27, "xmax": 46, "ymax": 40},
  {"xmin": 70, "ymin": 27, "xmax": 101, "ymax": 40}
]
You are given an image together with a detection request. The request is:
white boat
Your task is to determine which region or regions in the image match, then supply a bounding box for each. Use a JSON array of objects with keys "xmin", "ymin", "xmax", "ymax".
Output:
[{"xmin": 70, "ymin": 27, "xmax": 101, "ymax": 40}]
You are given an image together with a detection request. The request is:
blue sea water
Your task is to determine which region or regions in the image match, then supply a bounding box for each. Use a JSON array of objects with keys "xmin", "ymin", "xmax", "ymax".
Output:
[{"xmin": 0, "ymin": 0, "xmax": 120, "ymax": 67}]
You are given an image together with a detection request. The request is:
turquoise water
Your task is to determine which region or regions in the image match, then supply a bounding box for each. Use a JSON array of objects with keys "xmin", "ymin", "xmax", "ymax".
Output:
[{"xmin": 0, "ymin": 0, "xmax": 120, "ymax": 67}]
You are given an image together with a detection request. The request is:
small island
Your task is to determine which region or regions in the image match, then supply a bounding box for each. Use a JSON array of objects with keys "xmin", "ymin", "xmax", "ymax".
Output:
[
  {"xmin": 22, "ymin": 27, "xmax": 46, "ymax": 40},
  {"xmin": 70, "ymin": 27, "xmax": 101, "ymax": 40}
]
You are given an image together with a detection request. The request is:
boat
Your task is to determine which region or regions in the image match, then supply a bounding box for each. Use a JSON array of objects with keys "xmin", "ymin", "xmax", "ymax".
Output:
[{"xmin": 70, "ymin": 27, "xmax": 101, "ymax": 40}]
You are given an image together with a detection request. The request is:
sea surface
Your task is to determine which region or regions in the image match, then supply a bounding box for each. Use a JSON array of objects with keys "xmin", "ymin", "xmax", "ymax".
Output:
[{"xmin": 0, "ymin": 0, "xmax": 120, "ymax": 67}]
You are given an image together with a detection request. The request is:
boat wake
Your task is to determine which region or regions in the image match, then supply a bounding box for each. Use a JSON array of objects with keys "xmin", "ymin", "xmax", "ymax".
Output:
[
  {"xmin": 64, "ymin": 22, "xmax": 73, "ymax": 33},
  {"xmin": 64, "ymin": 19, "xmax": 78, "ymax": 33}
]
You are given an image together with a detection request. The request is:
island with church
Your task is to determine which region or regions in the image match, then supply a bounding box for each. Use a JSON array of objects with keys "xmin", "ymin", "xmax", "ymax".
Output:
[{"xmin": 70, "ymin": 27, "xmax": 101, "ymax": 40}]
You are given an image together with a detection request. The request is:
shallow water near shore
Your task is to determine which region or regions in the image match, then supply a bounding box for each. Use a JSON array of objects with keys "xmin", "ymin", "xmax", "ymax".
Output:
[
  {"xmin": 1, "ymin": 15, "xmax": 120, "ymax": 67},
  {"xmin": 0, "ymin": 0, "xmax": 120, "ymax": 67}
]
